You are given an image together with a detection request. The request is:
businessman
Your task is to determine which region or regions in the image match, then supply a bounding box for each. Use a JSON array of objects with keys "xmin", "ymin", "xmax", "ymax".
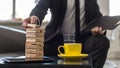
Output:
[{"xmin": 22, "ymin": 0, "xmax": 110, "ymax": 68}]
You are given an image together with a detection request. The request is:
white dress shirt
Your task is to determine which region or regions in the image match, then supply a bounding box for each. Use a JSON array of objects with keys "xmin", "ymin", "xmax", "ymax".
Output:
[{"xmin": 61, "ymin": 0, "xmax": 85, "ymax": 34}]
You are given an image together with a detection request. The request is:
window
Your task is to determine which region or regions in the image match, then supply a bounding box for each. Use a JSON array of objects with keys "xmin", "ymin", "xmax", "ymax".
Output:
[
  {"xmin": 110, "ymin": 0, "xmax": 120, "ymax": 16},
  {"xmin": 16, "ymin": 0, "xmax": 36, "ymax": 19},
  {"xmin": 0, "ymin": 0, "xmax": 12, "ymax": 20},
  {"xmin": 0, "ymin": 0, "xmax": 36, "ymax": 20}
]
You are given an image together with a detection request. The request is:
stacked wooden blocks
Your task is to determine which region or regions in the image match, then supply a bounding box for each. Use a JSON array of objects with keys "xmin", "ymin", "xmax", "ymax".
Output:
[{"xmin": 25, "ymin": 24, "xmax": 45, "ymax": 60}]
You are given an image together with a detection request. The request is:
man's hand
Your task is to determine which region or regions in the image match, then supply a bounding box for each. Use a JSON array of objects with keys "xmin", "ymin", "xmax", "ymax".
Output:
[
  {"xmin": 91, "ymin": 27, "xmax": 105, "ymax": 35},
  {"xmin": 22, "ymin": 16, "xmax": 38, "ymax": 29}
]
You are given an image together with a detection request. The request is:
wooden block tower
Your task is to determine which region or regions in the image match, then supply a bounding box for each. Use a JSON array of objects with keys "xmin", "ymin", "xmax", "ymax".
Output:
[{"xmin": 25, "ymin": 24, "xmax": 45, "ymax": 60}]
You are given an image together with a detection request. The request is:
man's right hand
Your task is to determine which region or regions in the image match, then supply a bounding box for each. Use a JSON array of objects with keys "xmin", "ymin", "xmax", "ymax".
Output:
[
  {"xmin": 91, "ymin": 26, "xmax": 105, "ymax": 35},
  {"xmin": 22, "ymin": 16, "xmax": 38, "ymax": 29}
]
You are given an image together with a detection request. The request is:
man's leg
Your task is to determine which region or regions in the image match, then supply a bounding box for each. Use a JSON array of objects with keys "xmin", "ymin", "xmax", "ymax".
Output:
[{"xmin": 84, "ymin": 35, "xmax": 110, "ymax": 68}]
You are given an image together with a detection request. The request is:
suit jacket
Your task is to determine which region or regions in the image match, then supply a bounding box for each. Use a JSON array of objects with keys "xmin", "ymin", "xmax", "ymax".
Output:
[{"xmin": 30, "ymin": 0, "xmax": 102, "ymax": 43}]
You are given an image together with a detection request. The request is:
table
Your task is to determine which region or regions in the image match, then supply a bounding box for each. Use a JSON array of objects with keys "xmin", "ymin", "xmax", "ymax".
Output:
[{"xmin": 0, "ymin": 56, "xmax": 92, "ymax": 68}]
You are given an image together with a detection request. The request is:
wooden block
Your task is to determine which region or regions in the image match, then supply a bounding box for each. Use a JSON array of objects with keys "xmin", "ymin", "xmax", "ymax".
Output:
[
  {"xmin": 25, "ymin": 55, "xmax": 29, "ymax": 59},
  {"xmin": 26, "ymin": 51, "xmax": 43, "ymax": 55},
  {"xmin": 25, "ymin": 54, "xmax": 36, "ymax": 59},
  {"xmin": 26, "ymin": 48, "xmax": 43, "ymax": 52},
  {"xmin": 25, "ymin": 45, "xmax": 37, "ymax": 49},
  {"xmin": 25, "ymin": 58, "xmax": 43, "ymax": 61},
  {"xmin": 25, "ymin": 46, "xmax": 44, "ymax": 50},
  {"xmin": 26, "ymin": 34, "xmax": 37, "ymax": 38},
  {"xmin": 26, "ymin": 28, "xmax": 41, "ymax": 31},
  {"xmin": 26, "ymin": 42, "xmax": 44, "ymax": 45},
  {"xmin": 36, "ymin": 46, "xmax": 44, "ymax": 49},
  {"xmin": 26, "ymin": 34, "xmax": 44, "ymax": 38},
  {"xmin": 25, "ymin": 48, "xmax": 43, "ymax": 54},
  {"xmin": 27, "ymin": 54, "xmax": 36, "ymax": 58},
  {"xmin": 27, "ymin": 24, "xmax": 40, "ymax": 28},
  {"xmin": 25, "ymin": 44, "xmax": 44, "ymax": 49},
  {"xmin": 26, "ymin": 32, "xmax": 44, "ymax": 36},
  {"xmin": 26, "ymin": 40, "xmax": 44, "ymax": 42},
  {"xmin": 26, "ymin": 49, "xmax": 37, "ymax": 54},
  {"xmin": 26, "ymin": 38, "xmax": 44, "ymax": 42},
  {"xmin": 26, "ymin": 54, "xmax": 43, "ymax": 59},
  {"xmin": 26, "ymin": 25, "xmax": 43, "ymax": 33},
  {"xmin": 36, "ymin": 51, "xmax": 44, "ymax": 55},
  {"xmin": 25, "ymin": 53, "xmax": 44, "ymax": 60},
  {"xmin": 26, "ymin": 37, "xmax": 44, "ymax": 40},
  {"xmin": 26, "ymin": 30, "xmax": 39, "ymax": 33},
  {"xmin": 26, "ymin": 32, "xmax": 44, "ymax": 37},
  {"xmin": 38, "ymin": 44, "xmax": 44, "ymax": 47}
]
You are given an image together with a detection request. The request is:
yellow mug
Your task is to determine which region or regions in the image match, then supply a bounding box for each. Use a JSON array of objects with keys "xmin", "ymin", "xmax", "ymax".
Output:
[{"xmin": 58, "ymin": 43, "xmax": 82, "ymax": 56}]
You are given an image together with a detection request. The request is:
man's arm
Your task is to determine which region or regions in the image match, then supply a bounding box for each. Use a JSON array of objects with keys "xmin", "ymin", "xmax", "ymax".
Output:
[{"xmin": 30, "ymin": 0, "xmax": 51, "ymax": 25}]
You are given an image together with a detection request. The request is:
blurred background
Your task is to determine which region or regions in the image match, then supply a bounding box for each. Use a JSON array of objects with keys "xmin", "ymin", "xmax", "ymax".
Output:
[{"xmin": 0, "ymin": 0, "xmax": 119, "ymax": 68}]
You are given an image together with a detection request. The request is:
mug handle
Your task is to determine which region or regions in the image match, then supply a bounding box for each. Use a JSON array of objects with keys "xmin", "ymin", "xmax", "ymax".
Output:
[{"xmin": 58, "ymin": 46, "xmax": 64, "ymax": 54}]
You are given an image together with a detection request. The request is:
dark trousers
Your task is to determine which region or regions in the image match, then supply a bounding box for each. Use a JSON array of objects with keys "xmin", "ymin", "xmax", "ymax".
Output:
[
  {"xmin": 44, "ymin": 34, "xmax": 110, "ymax": 68},
  {"xmin": 84, "ymin": 35, "xmax": 110, "ymax": 68}
]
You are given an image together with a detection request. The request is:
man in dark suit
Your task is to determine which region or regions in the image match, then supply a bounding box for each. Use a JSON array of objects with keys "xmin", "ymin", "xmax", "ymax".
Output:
[{"xmin": 22, "ymin": 0, "xmax": 110, "ymax": 68}]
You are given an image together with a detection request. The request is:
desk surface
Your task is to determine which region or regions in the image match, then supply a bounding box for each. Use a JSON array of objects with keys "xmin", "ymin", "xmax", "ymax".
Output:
[{"xmin": 0, "ymin": 56, "xmax": 92, "ymax": 68}]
